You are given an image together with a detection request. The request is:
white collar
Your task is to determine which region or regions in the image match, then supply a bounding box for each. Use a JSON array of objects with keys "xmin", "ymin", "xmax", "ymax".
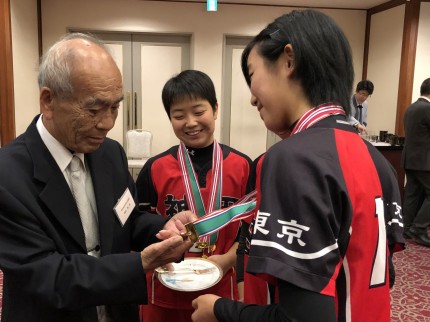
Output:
[{"xmin": 36, "ymin": 115, "xmax": 86, "ymax": 172}]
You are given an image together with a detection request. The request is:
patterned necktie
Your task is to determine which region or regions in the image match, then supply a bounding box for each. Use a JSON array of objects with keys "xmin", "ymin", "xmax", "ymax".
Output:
[{"xmin": 69, "ymin": 156, "xmax": 100, "ymax": 257}]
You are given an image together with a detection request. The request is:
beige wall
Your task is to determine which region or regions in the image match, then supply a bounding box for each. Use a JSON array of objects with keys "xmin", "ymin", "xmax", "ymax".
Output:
[
  {"xmin": 13, "ymin": 0, "xmax": 430, "ymax": 144},
  {"xmin": 11, "ymin": 0, "xmax": 366, "ymax": 141},
  {"xmin": 10, "ymin": 0, "xmax": 40, "ymax": 136},
  {"xmin": 367, "ymin": 5, "xmax": 405, "ymax": 134},
  {"xmin": 413, "ymin": 2, "xmax": 430, "ymax": 101}
]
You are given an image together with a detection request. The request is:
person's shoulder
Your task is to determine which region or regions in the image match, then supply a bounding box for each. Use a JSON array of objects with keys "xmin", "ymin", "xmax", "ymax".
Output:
[
  {"xmin": 410, "ymin": 97, "xmax": 429, "ymax": 105},
  {"xmin": 93, "ymin": 138, "xmax": 127, "ymax": 161},
  {"xmin": 407, "ymin": 98, "xmax": 430, "ymax": 114},
  {"xmin": 416, "ymin": 97, "xmax": 430, "ymax": 107},
  {"xmin": 143, "ymin": 145, "xmax": 179, "ymax": 168},
  {"xmin": 152, "ymin": 145, "xmax": 178, "ymax": 161},
  {"xmin": 0, "ymin": 133, "xmax": 28, "ymax": 162},
  {"xmin": 0, "ymin": 134, "xmax": 36, "ymax": 186},
  {"xmin": 364, "ymin": 142, "xmax": 398, "ymax": 180},
  {"xmin": 101, "ymin": 137, "xmax": 123, "ymax": 149},
  {"xmin": 219, "ymin": 143, "xmax": 252, "ymax": 164},
  {"xmin": 254, "ymin": 152, "xmax": 265, "ymax": 164},
  {"xmin": 266, "ymin": 128, "xmax": 335, "ymax": 161},
  {"xmin": 275, "ymin": 128, "xmax": 324, "ymax": 145}
]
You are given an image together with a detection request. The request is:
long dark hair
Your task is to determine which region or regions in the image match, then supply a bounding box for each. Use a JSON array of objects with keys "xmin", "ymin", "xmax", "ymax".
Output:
[{"xmin": 241, "ymin": 9, "xmax": 354, "ymax": 115}]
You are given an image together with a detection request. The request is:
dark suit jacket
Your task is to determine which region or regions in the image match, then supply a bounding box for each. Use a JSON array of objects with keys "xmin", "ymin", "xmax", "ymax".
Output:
[
  {"xmin": 401, "ymin": 97, "xmax": 430, "ymax": 171},
  {"xmin": 0, "ymin": 116, "xmax": 166, "ymax": 322}
]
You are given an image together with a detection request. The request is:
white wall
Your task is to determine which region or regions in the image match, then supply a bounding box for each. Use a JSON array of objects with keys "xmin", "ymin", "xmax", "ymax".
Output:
[
  {"xmin": 367, "ymin": 5, "xmax": 405, "ymax": 135},
  {"xmin": 413, "ymin": 2, "xmax": 430, "ymax": 101},
  {"xmin": 10, "ymin": 0, "xmax": 40, "ymax": 136}
]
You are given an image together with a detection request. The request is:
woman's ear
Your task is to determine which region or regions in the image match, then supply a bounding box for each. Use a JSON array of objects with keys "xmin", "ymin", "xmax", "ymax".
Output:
[
  {"xmin": 283, "ymin": 44, "xmax": 295, "ymax": 72},
  {"xmin": 213, "ymin": 102, "xmax": 219, "ymax": 120}
]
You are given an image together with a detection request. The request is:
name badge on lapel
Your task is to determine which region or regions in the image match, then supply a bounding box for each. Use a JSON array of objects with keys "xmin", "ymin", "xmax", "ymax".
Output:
[{"xmin": 114, "ymin": 188, "xmax": 136, "ymax": 226}]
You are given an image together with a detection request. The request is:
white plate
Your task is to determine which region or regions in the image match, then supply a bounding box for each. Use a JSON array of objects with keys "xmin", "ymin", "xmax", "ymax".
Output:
[{"xmin": 155, "ymin": 258, "xmax": 222, "ymax": 292}]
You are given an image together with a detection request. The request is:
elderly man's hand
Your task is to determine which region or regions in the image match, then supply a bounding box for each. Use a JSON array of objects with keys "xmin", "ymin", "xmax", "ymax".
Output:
[
  {"xmin": 142, "ymin": 211, "xmax": 197, "ymax": 272},
  {"xmin": 140, "ymin": 233, "xmax": 193, "ymax": 272},
  {"xmin": 162, "ymin": 210, "xmax": 198, "ymax": 234}
]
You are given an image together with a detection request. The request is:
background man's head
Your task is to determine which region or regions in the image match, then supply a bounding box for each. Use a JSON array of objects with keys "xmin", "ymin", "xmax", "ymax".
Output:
[
  {"xmin": 354, "ymin": 80, "xmax": 374, "ymax": 104},
  {"xmin": 420, "ymin": 78, "xmax": 430, "ymax": 97}
]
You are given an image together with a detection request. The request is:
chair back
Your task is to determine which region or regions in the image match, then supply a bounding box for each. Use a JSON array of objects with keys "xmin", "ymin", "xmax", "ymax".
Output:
[{"xmin": 126, "ymin": 130, "xmax": 153, "ymax": 159}]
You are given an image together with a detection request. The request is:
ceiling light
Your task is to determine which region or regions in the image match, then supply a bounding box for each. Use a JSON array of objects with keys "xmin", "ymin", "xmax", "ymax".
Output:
[{"xmin": 207, "ymin": 0, "xmax": 217, "ymax": 11}]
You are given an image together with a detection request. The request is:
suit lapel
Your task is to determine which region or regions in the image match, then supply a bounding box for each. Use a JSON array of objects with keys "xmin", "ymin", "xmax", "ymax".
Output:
[
  {"xmin": 26, "ymin": 118, "xmax": 86, "ymax": 251},
  {"xmin": 87, "ymin": 147, "xmax": 115, "ymax": 256}
]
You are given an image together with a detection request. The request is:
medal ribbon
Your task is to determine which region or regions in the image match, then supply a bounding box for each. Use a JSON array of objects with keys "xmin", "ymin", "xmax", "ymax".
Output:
[
  {"xmin": 191, "ymin": 190, "xmax": 256, "ymax": 238},
  {"xmin": 178, "ymin": 140, "xmax": 223, "ymax": 246},
  {"xmin": 290, "ymin": 103, "xmax": 346, "ymax": 136}
]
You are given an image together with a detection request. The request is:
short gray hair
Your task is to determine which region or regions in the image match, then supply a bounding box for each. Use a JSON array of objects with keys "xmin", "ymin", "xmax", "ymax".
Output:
[{"xmin": 37, "ymin": 33, "xmax": 108, "ymax": 98}]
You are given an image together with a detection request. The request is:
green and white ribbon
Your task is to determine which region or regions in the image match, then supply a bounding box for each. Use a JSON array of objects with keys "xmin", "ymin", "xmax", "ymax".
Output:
[
  {"xmin": 191, "ymin": 190, "xmax": 257, "ymax": 238},
  {"xmin": 178, "ymin": 140, "xmax": 223, "ymax": 246}
]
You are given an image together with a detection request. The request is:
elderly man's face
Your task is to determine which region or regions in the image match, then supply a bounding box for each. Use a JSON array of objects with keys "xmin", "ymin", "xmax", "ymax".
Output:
[{"xmin": 43, "ymin": 42, "xmax": 123, "ymax": 153}]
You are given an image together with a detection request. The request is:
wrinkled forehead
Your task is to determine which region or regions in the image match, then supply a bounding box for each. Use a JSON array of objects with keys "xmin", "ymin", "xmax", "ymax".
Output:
[{"xmin": 71, "ymin": 53, "xmax": 123, "ymax": 92}]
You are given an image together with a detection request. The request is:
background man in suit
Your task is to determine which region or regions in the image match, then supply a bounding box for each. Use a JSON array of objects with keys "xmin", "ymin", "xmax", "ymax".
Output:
[
  {"xmin": 402, "ymin": 77, "xmax": 430, "ymax": 247},
  {"xmin": 0, "ymin": 33, "xmax": 195, "ymax": 322}
]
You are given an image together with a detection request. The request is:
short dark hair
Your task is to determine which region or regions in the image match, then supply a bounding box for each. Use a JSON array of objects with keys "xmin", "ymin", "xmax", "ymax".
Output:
[
  {"xmin": 161, "ymin": 70, "xmax": 217, "ymax": 118},
  {"xmin": 356, "ymin": 80, "xmax": 374, "ymax": 95},
  {"xmin": 241, "ymin": 9, "xmax": 354, "ymax": 115},
  {"xmin": 420, "ymin": 78, "xmax": 430, "ymax": 96}
]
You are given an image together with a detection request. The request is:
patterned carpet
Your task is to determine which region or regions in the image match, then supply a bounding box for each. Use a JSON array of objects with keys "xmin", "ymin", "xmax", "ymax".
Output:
[
  {"xmin": 391, "ymin": 239, "xmax": 430, "ymax": 321},
  {"xmin": 0, "ymin": 240, "xmax": 428, "ymax": 321}
]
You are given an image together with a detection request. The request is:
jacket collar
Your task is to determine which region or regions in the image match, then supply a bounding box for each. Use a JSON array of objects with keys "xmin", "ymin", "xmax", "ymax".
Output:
[{"xmin": 26, "ymin": 115, "xmax": 115, "ymax": 254}]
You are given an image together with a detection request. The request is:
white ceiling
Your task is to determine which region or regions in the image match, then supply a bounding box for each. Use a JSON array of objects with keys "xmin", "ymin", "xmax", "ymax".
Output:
[{"xmin": 147, "ymin": 0, "xmax": 389, "ymax": 10}]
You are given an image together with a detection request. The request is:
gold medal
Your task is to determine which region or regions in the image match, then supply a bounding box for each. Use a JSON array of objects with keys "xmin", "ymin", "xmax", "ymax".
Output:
[
  {"xmin": 180, "ymin": 222, "xmax": 199, "ymax": 243},
  {"xmin": 201, "ymin": 244, "xmax": 217, "ymax": 259},
  {"xmin": 197, "ymin": 241, "xmax": 209, "ymax": 249}
]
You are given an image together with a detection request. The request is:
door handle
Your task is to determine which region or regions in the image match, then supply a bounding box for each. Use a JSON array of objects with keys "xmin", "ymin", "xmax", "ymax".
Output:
[
  {"xmin": 126, "ymin": 91, "xmax": 131, "ymax": 130},
  {"xmin": 134, "ymin": 92, "xmax": 138, "ymax": 129}
]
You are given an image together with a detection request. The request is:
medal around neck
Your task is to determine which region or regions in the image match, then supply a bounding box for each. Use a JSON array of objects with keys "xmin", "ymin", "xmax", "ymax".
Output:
[{"xmin": 155, "ymin": 258, "xmax": 222, "ymax": 292}]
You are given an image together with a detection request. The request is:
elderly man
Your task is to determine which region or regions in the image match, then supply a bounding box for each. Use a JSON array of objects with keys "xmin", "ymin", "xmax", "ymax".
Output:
[{"xmin": 0, "ymin": 33, "xmax": 194, "ymax": 322}]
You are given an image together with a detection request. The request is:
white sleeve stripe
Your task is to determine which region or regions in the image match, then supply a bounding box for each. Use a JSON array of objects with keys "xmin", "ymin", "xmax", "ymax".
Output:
[{"xmin": 251, "ymin": 239, "xmax": 339, "ymax": 260}]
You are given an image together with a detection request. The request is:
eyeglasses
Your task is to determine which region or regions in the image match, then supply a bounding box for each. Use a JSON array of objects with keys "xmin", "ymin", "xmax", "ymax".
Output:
[{"xmin": 356, "ymin": 91, "xmax": 370, "ymax": 99}]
